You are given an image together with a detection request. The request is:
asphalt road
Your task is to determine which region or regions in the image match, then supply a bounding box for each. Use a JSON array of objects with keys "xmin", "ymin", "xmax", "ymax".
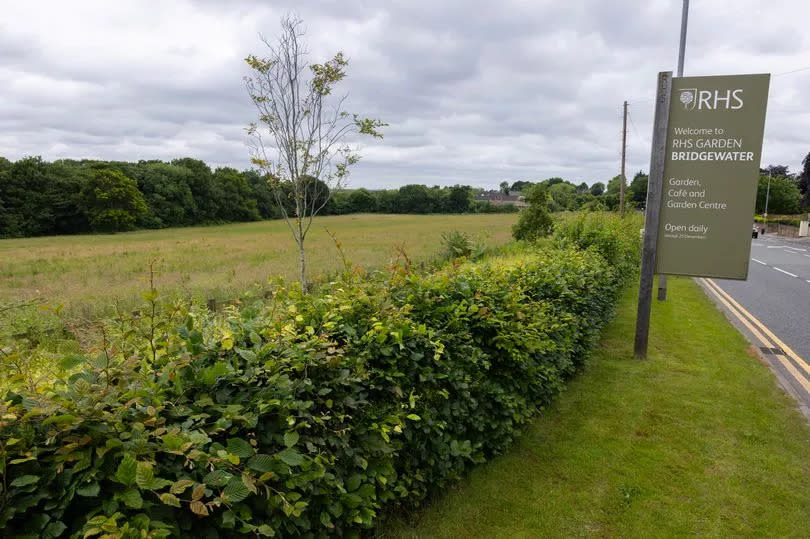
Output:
[{"xmin": 703, "ymin": 233, "xmax": 810, "ymax": 418}]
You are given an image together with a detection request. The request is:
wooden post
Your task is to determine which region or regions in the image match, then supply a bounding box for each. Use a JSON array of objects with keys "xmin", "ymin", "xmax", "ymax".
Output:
[
  {"xmin": 657, "ymin": 275, "xmax": 668, "ymax": 300},
  {"xmin": 634, "ymin": 71, "xmax": 672, "ymax": 359}
]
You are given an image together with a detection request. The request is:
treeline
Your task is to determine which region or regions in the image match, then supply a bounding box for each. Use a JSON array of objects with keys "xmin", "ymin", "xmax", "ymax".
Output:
[
  {"xmin": 0, "ymin": 157, "xmax": 514, "ymax": 238},
  {"xmin": 753, "ymin": 161, "xmax": 810, "ymax": 215},
  {"xmin": 518, "ymin": 154, "xmax": 810, "ymax": 215},
  {"xmin": 504, "ymin": 172, "xmax": 650, "ymax": 212}
]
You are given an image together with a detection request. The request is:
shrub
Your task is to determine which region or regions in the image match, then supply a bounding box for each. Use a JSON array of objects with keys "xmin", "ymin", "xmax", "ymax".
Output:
[
  {"xmin": 0, "ymin": 219, "xmax": 639, "ymax": 537},
  {"xmin": 512, "ymin": 205, "xmax": 553, "ymax": 241},
  {"xmin": 438, "ymin": 230, "xmax": 487, "ymax": 261},
  {"xmin": 553, "ymin": 211, "xmax": 641, "ymax": 276}
]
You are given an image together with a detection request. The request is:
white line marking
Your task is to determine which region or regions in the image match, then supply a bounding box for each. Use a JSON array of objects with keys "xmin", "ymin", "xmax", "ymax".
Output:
[
  {"xmin": 752, "ymin": 258, "xmax": 767, "ymax": 265},
  {"xmin": 773, "ymin": 267, "xmax": 798, "ymax": 278},
  {"xmin": 806, "ymin": 280, "xmax": 810, "ymax": 284},
  {"xmin": 767, "ymin": 245, "xmax": 784, "ymax": 248},
  {"xmin": 786, "ymin": 247, "xmax": 807, "ymax": 252}
]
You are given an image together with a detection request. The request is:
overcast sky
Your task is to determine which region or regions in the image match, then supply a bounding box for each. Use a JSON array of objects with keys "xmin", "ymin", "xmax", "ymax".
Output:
[{"xmin": 1, "ymin": 0, "xmax": 808, "ymax": 189}]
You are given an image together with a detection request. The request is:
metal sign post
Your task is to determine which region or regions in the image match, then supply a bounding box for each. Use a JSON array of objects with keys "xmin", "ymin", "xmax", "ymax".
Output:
[
  {"xmin": 635, "ymin": 72, "xmax": 672, "ymax": 359},
  {"xmin": 658, "ymin": 0, "xmax": 690, "ymax": 301}
]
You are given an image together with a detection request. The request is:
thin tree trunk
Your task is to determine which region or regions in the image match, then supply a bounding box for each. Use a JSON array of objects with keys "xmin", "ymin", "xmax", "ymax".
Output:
[{"xmin": 297, "ymin": 238, "xmax": 307, "ymax": 292}]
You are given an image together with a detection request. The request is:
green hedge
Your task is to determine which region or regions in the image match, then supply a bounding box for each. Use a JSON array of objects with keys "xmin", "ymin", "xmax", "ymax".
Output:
[
  {"xmin": 0, "ymin": 214, "xmax": 639, "ymax": 538},
  {"xmin": 754, "ymin": 215, "xmax": 802, "ymax": 227}
]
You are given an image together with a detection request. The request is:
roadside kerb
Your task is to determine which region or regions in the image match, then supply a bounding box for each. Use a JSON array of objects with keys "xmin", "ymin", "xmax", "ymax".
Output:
[{"xmin": 698, "ymin": 277, "xmax": 810, "ymax": 421}]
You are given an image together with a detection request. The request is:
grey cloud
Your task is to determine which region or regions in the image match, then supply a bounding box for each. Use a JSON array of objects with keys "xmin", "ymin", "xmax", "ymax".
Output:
[{"xmin": 0, "ymin": 0, "xmax": 808, "ymax": 189}]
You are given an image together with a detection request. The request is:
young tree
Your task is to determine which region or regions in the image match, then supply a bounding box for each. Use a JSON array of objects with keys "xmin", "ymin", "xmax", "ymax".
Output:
[
  {"xmin": 244, "ymin": 15, "xmax": 385, "ymax": 290},
  {"xmin": 512, "ymin": 184, "xmax": 553, "ymax": 241}
]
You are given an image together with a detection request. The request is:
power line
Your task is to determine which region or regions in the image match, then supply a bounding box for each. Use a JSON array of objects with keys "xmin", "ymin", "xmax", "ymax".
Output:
[
  {"xmin": 773, "ymin": 65, "xmax": 810, "ymax": 77},
  {"xmin": 626, "ymin": 108, "xmax": 649, "ymax": 147}
]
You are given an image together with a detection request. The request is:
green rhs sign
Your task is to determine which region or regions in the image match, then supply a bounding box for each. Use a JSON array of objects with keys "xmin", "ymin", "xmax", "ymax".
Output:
[{"xmin": 655, "ymin": 73, "xmax": 770, "ymax": 279}]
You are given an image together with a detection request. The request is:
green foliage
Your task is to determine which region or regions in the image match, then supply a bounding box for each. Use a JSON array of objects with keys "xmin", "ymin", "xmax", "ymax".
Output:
[
  {"xmin": 754, "ymin": 215, "xmax": 803, "ymax": 227},
  {"xmin": 553, "ymin": 212, "xmax": 642, "ymax": 277},
  {"xmin": 82, "ymin": 169, "xmax": 148, "ymax": 232},
  {"xmin": 547, "ymin": 183, "xmax": 577, "ymax": 211},
  {"xmin": 0, "ymin": 154, "xmax": 517, "ymax": 238},
  {"xmin": 0, "ymin": 215, "xmax": 638, "ymax": 537},
  {"xmin": 799, "ymin": 152, "xmax": 810, "ymax": 208},
  {"xmin": 756, "ymin": 175, "xmax": 802, "ymax": 214},
  {"xmin": 439, "ymin": 230, "xmax": 485, "ymax": 261},
  {"xmin": 589, "ymin": 182, "xmax": 605, "ymax": 196},
  {"xmin": 629, "ymin": 171, "xmax": 648, "ymax": 207},
  {"xmin": 512, "ymin": 184, "xmax": 553, "ymax": 241},
  {"xmin": 512, "ymin": 206, "xmax": 553, "ymax": 241}
]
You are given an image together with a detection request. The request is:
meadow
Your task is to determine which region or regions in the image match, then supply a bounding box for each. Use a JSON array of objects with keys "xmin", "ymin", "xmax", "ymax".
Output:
[{"xmin": 0, "ymin": 213, "xmax": 517, "ymax": 317}]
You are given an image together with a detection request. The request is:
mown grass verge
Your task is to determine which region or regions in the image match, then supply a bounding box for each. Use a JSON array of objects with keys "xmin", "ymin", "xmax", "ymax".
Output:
[{"xmin": 384, "ymin": 276, "xmax": 810, "ymax": 538}]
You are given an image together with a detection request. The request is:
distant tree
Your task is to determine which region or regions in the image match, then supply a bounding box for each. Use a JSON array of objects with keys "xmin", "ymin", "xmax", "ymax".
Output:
[
  {"xmin": 171, "ymin": 158, "xmax": 219, "ymax": 222},
  {"xmin": 343, "ymin": 188, "xmax": 375, "ymax": 213},
  {"xmin": 576, "ymin": 182, "xmax": 589, "ymax": 194},
  {"xmin": 589, "ymin": 182, "xmax": 605, "ymax": 196},
  {"xmin": 374, "ymin": 190, "xmax": 399, "ymax": 213},
  {"xmin": 629, "ymin": 171, "xmax": 648, "ymax": 208},
  {"xmin": 0, "ymin": 157, "xmax": 88, "ymax": 237},
  {"xmin": 602, "ymin": 175, "xmax": 625, "ymax": 211},
  {"xmin": 547, "ymin": 182, "xmax": 577, "ymax": 211},
  {"xmin": 244, "ymin": 15, "xmax": 385, "ymax": 290},
  {"xmin": 0, "ymin": 157, "xmax": 10, "ymax": 234},
  {"xmin": 756, "ymin": 174, "xmax": 801, "ymax": 214},
  {"xmin": 395, "ymin": 184, "xmax": 433, "ymax": 213},
  {"xmin": 131, "ymin": 162, "xmax": 197, "ymax": 228},
  {"xmin": 512, "ymin": 184, "xmax": 553, "ymax": 241},
  {"xmin": 760, "ymin": 164, "xmax": 791, "ymax": 178},
  {"xmin": 798, "ymin": 152, "xmax": 810, "ymax": 209},
  {"xmin": 244, "ymin": 169, "xmax": 280, "ymax": 219},
  {"xmin": 510, "ymin": 180, "xmax": 533, "ymax": 192},
  {"xmin": 446, "ymin": 185, "xmax": 473, "ymax": 213},
  {"xmin": 213, "ymin": 167, "xmax": 261, "ymax": 222},
  {"xmin": 542, "ymin": 177, "xmax": 565, "ymax": 187},
  {"xmin": 606, "ymin": 175, "xmax": 624, "ymax": 195},
  {"xmin": 82, "ymin": 169, "xmax": 147, "ymax": 232},
  {"xmin": 499, "ymin": 181, "xmax": 510, "ymax": 195}
]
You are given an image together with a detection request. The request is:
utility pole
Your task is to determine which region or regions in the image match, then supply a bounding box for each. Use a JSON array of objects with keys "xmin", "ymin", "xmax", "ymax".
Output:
[
  {"xmin": 621, "ymin": 100, "xmax": 628, "ymax": 216},
  {"xmin": 658, "ymin": 0, "xmax": 689, "ymax": 302}
]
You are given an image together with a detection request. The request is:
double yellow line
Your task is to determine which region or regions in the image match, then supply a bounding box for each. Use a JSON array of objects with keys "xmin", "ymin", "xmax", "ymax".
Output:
[{"xmin": 700, "ymin": 278, "xmax": 810, "ymax": 394}]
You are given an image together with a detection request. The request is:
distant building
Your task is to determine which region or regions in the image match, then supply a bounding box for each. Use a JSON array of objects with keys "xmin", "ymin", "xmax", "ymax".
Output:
[{"xmin": 477, "ymin": 190, "xmax": 528, "ymax": 208}]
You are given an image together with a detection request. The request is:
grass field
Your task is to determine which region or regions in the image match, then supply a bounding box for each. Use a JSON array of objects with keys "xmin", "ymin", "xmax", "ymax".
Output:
[
  {"xmin": 384, "ymin": 277, "xmax": 810, "ymax": 537},
  {"xmin": 0, "ymin": 213, "xmax": 517, "ymax": 316}
]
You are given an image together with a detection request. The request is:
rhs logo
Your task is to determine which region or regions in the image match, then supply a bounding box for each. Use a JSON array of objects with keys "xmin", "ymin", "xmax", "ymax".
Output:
[
  {"xmin": 677, "ymin": 87, "xmax": 743, "ymax": 110},
  {"xmin": 679, "ymin": 89, "xmax": 697, "ymax": 111}
]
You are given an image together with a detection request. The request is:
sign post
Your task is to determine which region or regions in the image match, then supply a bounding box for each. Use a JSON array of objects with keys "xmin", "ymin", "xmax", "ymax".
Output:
[
  {"xmin": 635, "ymin": 72, "xmax": 672, "ymax": 359},
  {"xmin": 634, "ymin": 72, "xmax": 770, "ymax": 358}
]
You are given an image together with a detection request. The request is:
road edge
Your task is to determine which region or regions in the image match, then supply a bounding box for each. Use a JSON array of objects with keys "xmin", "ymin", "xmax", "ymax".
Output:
[{"xmin": 694, "ymin": 276, "xmax": 810, "ymax": 424}]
